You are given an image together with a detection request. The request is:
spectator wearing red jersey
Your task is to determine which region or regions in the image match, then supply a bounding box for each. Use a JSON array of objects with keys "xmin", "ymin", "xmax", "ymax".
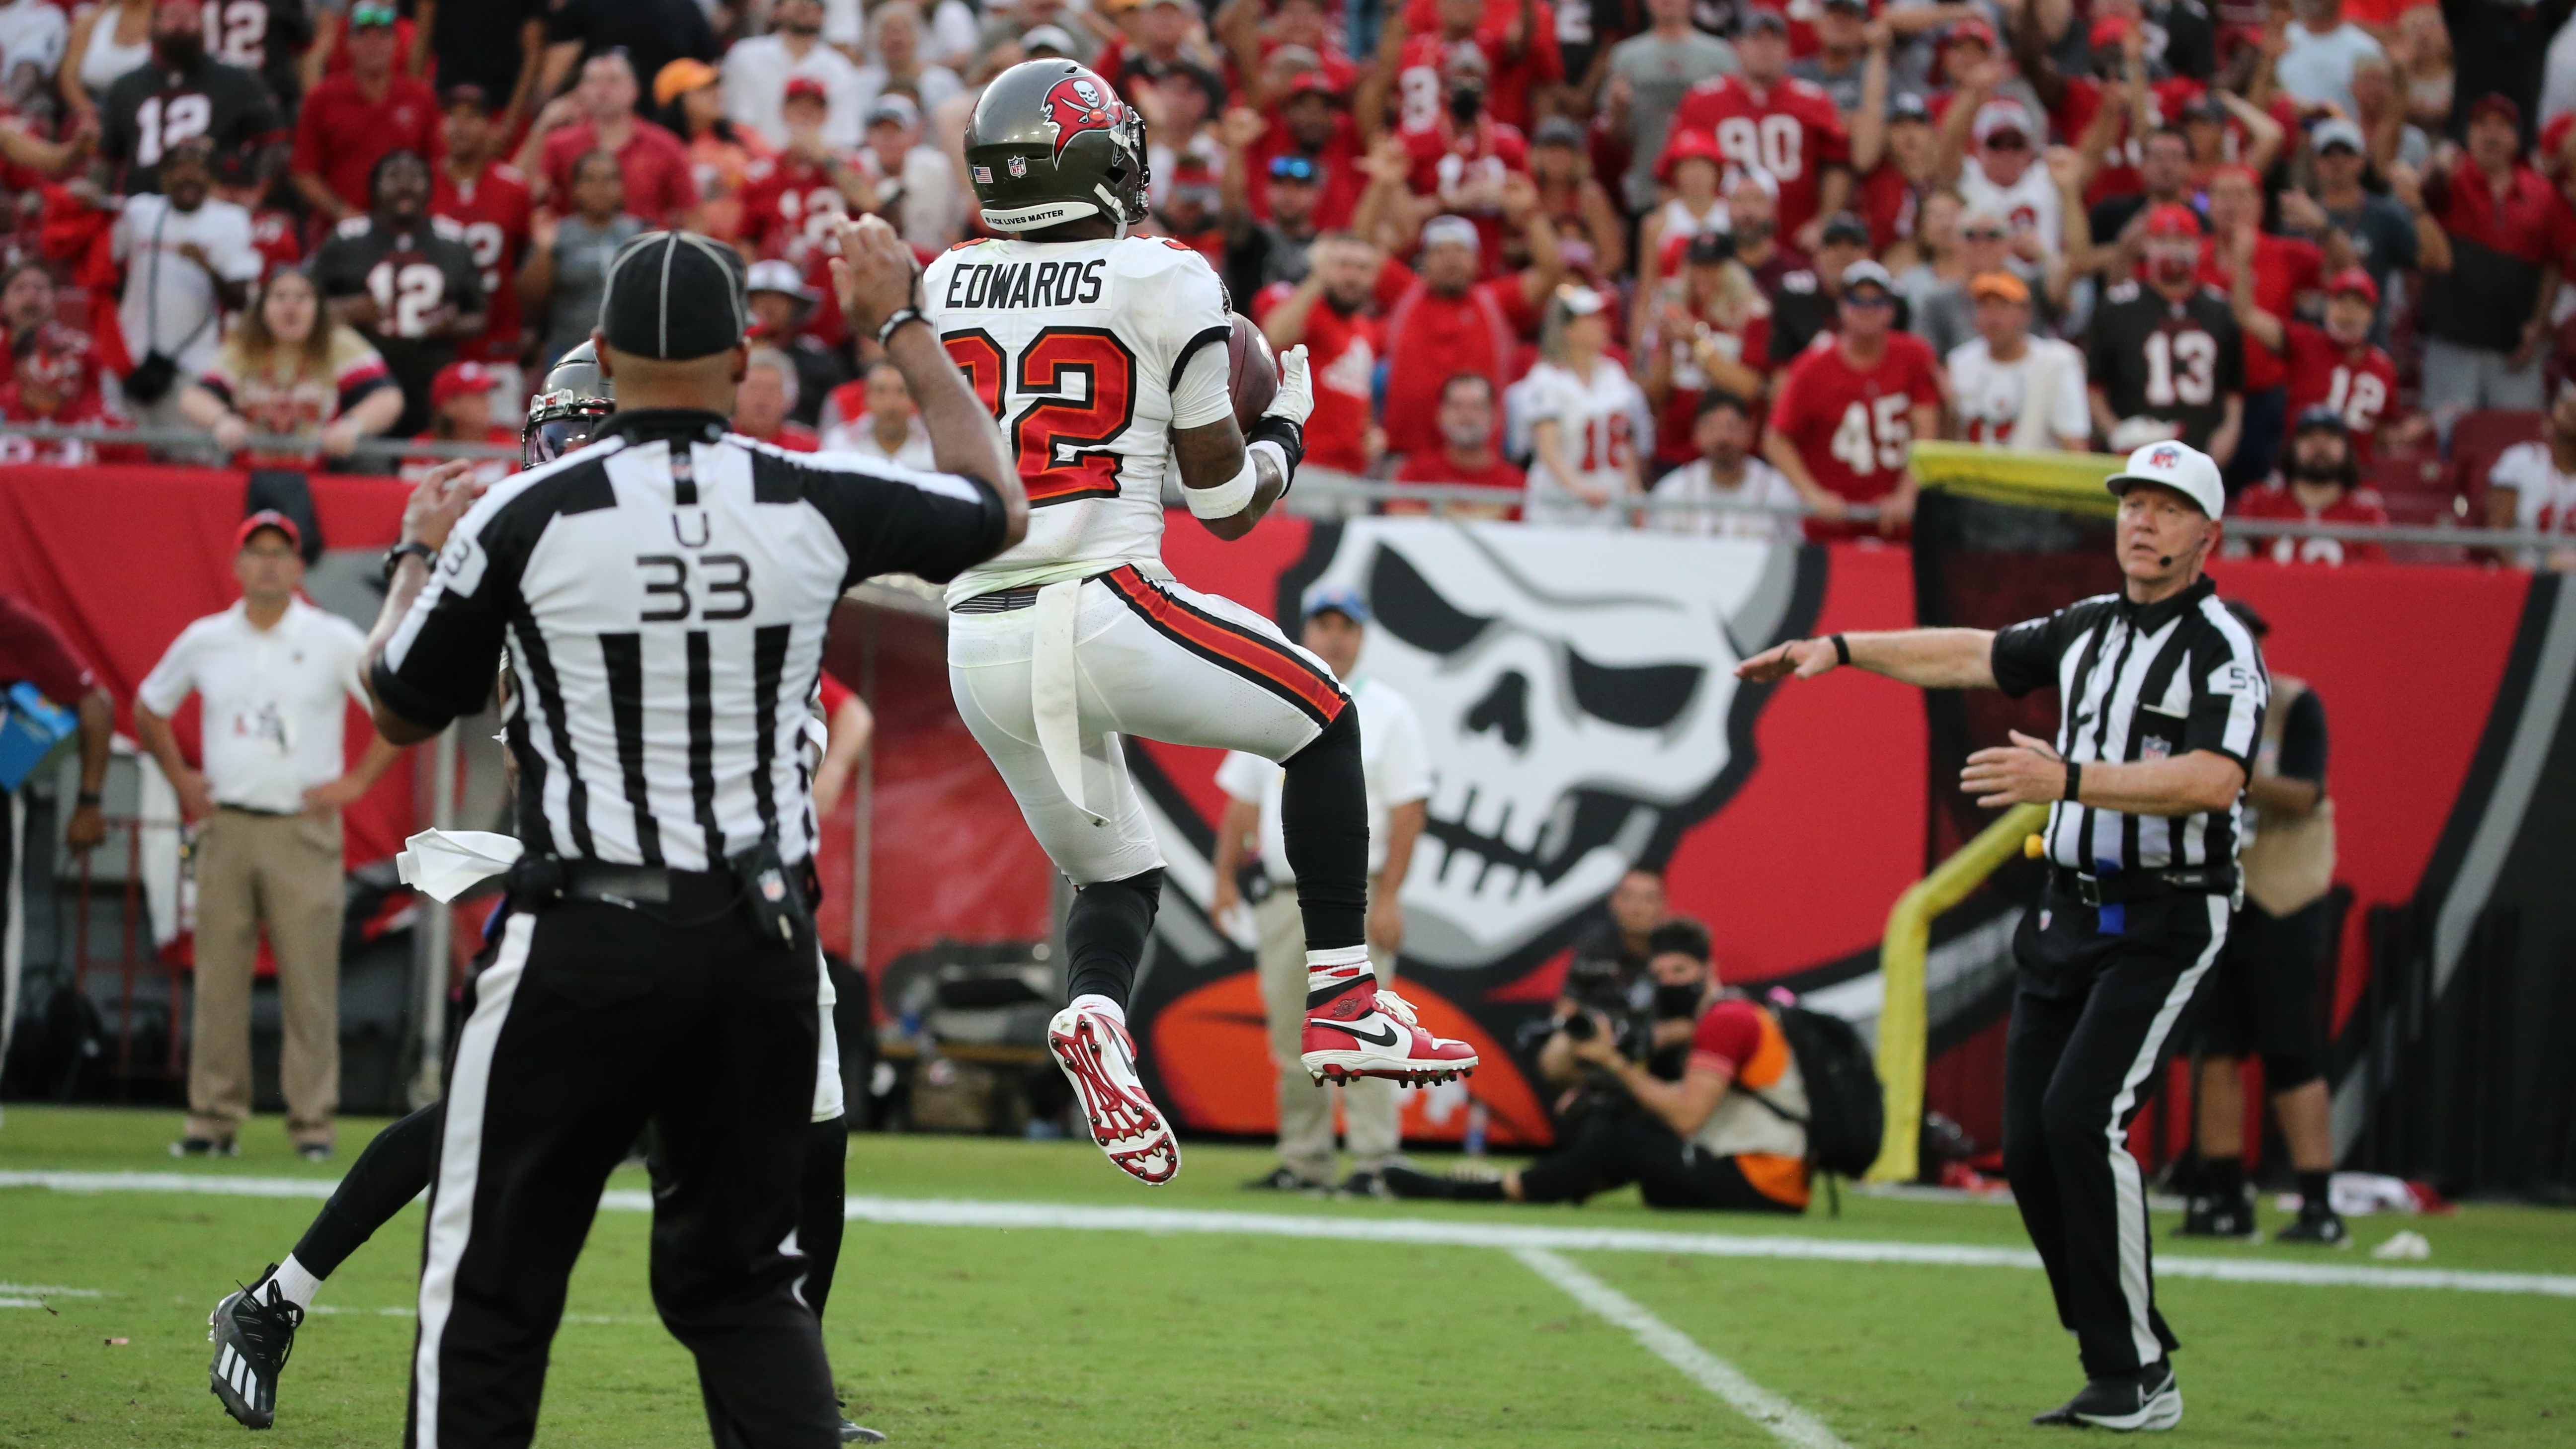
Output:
[
  {"xmin": 214, "ymin": 150, "xmax": 307, "ymax": 276},
  {"xmin": 1636, "ymin": 129, "xmax": 1730, "ymax": 292},
  {"xmin": 1256, "ymin": 235, "xmax": 1380, "ymax": 476},
  {"xmin": 2237, "ymin": 266, "xmax": 2398, "ymax": 464},
  {"xmin": 1378, "ymin": 206, "xmax": 1562, "ymax": 460},
  {"xmin": 737, "ymin": 79, "xmax": 871, "ymax": 264},
  {"xmin": 2175, "ymin": 89, "xmax": 2284, "ymax": 192},
  {"xmin": 431, "ymin": 84, "xmax": 534, "ymax": 376},
  {"xmin": 1240, "ymin": 74, "xmax": 1366, "ymax": 229},
  {"xmin": 2417, "ymin": 94, "xmax": 2571, "ymax": 414},
  {"xmin": 1721, "ymin": 165, "xmax": 1810, "ymax": 296},
  {"xmin": 290, "ymin": 4, "xmax": 441, "ymax": 224},
  {"xmin": 1763, "ymin": 259, "xmax": 1938, "ymax": 537},
  {"xmin": 1851, "ymin": 73, "xmax": 1938, "ymax": 257},
  {"xmin": 2230, "ymin": 406, "xmax": 2389, "ymax": 564},
  {"xmin": 1392, "ymin": 373, "xmax": 1525, "ymax": 517},
  {"xmin": 1641, "ymin": 233, "xmax": 1771, "ymax": 470},
  {"xmin": 2199, "ymin": 165, "xmax": 2330, "ymax": 488},
  {"xmin": 1529, "ymin": 117, "xmax": 1624, "ymax": 280},
  {"xmin": 400, "ymin": 360, "xmax": 517, "ymax": 486},
  {"xmin": 1669, "ymin": 10, "xmax": 1851, "ymax": 252},
  {"xmin": 733, "ymin": 347, "xmax": 819, "ymax": 451},
  {"xmin": 1396, "ymin": 46, "xmax": 1531, "ymax": 274},
  {"xmin": 2014, "ymin": 7, "xmax": 2203, "ymax": 208},
  {"xmin": 1384, "ymin": 0, "xmax": 1563, "ymax": 137},
  {"xmin": 518, "ymin": 50, "xmax": 700, "ymax": 231},
  {"xmin": 0, "ymin": 260, "xmax": 137, "ymax": 465}
]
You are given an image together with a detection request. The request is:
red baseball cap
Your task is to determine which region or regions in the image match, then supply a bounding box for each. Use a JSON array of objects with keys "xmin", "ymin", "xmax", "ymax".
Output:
[
  {"xmin": 2089, "ymin": 14, "xmax": 2131, "ymax": 48},
  {"xmin": 1944, "ymin": 16, "xmax": 1996, "ymax": 49},
  {"xmin": 1656, "ymin": 128, "xmax": 1724, "ymax": 182},
  {"xmin": 2467, "ymin": 93, "xmax": 2520, "ymax": 131},
  {"xmin": 2326, "ymin": 267, "xmax": 2379, "ymax": 306},
  {"xmin": 236, "ymin": 509, "xmax": 301, "ymax": 552},
  {"xmin": 1284, "ymin": 70, "xmax": 1345, "ymax": 103},
  {"xmin": 430, "ymin": 360, "xmax": 492, "ymax": 410},
  {"xmin": 784, "ymin": 75, "xmax": 829, "ymax": 104},
  {"xmin": 2142, "ymin": 202, "xmax": 2202, "ymax": 238}
]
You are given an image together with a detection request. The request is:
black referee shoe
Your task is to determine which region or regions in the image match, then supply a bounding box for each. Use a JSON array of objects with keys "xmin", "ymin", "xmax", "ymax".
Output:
[
  {"xmin": 2031, "ymin": 1361, "xmax": 2182, "ymax": 1432},
  {"xmin": 208, "ymin": 1268, "xmax": 302, "ymax": 1429}
]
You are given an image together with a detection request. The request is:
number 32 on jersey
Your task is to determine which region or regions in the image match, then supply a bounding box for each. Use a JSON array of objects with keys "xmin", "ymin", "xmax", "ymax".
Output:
[{"xmin": 944, "ymin": 327, "xmax": 1138, "ymax": 506}]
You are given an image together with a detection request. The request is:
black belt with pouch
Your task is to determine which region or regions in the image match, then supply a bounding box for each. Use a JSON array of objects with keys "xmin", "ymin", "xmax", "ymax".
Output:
[
  {"xmin": 506, "ymin": 841, "xmax": 818, "ymax": 955},
  {"xmin": 2051, "ymin": 865, "xmax": 2239, "ymax": 907}
]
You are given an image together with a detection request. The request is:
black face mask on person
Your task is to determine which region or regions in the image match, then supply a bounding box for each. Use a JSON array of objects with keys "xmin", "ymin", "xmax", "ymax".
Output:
[
  {"xmin": 1447, "ymin": 80, "xmax": 1484, "ymax": 124},
  {"xmin": 154, "ymin": 30, "xmax": 205, "ymax": 70}
]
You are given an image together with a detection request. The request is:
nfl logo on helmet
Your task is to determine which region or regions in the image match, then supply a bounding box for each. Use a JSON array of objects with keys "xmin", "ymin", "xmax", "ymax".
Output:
[{"xmin": 1008, "ymin": 156, "xmax": 1028, "ymax": 177}]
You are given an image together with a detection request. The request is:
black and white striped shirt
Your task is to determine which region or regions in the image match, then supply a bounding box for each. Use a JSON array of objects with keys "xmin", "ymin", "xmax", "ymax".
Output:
[
  {"xmin": 373, "ymin": 409, "xmax": 1005, "ymax": 870},
  {"xmin": 1990, "ymin": 577, "xmax": 2267, "ymax": 875}
]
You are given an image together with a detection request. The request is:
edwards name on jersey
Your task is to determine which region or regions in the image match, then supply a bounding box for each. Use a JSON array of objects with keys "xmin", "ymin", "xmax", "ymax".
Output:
[{"xmin": 921, "ymin": 233, "xmax": 1236, "ymax": 605}]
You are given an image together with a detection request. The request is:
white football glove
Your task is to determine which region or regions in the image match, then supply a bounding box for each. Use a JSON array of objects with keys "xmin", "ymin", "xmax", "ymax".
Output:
[{"xmin": 1262, "ymin": 343, "xmax": 1313, "ymax": 429}]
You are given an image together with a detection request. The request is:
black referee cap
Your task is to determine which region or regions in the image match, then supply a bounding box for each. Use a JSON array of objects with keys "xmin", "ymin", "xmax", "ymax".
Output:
[{"xmin": 598, "ymin": 231, "xmax": 750, "ymax": 362}]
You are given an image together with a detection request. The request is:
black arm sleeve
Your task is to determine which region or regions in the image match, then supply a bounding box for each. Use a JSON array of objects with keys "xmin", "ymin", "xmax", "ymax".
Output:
[
  {"xmin": 370, "ymin": 491, "xmax": 540, "ymax": 732},
  {"xmin": 2275, "ymin": 687, "xmax": 2326, "ymax": 786},
  {"xmin": 785, "ymin": 453, "xmax": 1011, "ymax": 586}
]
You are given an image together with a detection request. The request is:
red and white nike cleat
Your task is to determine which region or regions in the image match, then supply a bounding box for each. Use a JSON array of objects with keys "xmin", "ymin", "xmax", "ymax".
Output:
[
  {"xmin": 1300, "ymin": 987, "xmax": 1478, "ymax": 1086},
  {"xmin": 1046, "ymin": 1003, "xmax": 1180, "ymax": 1185}
]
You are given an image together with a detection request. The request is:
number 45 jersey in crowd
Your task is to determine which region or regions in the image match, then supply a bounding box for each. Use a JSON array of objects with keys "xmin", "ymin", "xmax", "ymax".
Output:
[
  {"xmin": 2086, "ymin": 280, "xmax": 2245, "ymax": 455},
  {"xmin": 921, "ymin": 233, "xmax": 1238, "ymax": 607}
]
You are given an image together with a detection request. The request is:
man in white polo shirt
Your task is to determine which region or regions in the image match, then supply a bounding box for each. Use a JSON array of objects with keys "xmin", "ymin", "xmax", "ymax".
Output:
[
  {"xmin": 1210, "ymin": 585, "xmax": 1432, "ymax": 1197},
  {"xmin": 136, "ymin": 512, "xmax": 402, "ymax": 1160}
]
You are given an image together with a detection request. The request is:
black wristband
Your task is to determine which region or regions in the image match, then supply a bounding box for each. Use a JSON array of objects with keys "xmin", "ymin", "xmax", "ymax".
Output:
[
  {"xmin": 1246, "ymin": 414, "xmax": 1305, "ymax": 488},
  {"xmin": 875, "ymin": 308, "xmax": 926, "ymax": 346},
  {"xmin": 2064, "ymin": 761, "xmax": 2082, "ymax": 803},
  {"xmin": 382, "ymin": 541, "xmax": 435, "ymax": 583},
  {"xmin": 75, "ymin": 790, "xmax": 103, "ymax": 807},
  {"xmin": 1830, "ymin": 633, "xmax": 1851, "ymax": 666}
]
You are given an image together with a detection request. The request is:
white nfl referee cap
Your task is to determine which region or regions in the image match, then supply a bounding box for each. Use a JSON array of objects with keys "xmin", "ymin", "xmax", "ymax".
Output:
[{"xmin": 2106, "ymin": 439, "xmax": 2224, "ymax": 518}]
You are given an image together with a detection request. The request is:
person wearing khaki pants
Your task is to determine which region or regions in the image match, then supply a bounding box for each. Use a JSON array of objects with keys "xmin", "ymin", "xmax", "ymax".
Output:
[
  {"xmin": 1211, "ymin": 586, "xmax": 1431, "ymax": 1197},
  {"xmin": 136, "ymin": 512, "xmax": 402, "ymax": 1160}
]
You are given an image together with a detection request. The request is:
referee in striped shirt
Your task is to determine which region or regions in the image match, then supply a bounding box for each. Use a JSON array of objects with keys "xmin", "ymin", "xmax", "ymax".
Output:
[
  {"xmin": 358, "ymin": 218, "xmax": 1022, "ymax": 1449},
  {"xmin": 1740, "ymin": 441, "xmax": 2264, "ymax": 1435}
]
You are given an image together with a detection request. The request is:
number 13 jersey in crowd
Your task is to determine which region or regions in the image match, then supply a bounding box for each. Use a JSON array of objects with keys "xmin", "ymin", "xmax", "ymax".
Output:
[
  {"xmin": 2086, "ymin": 281, "xmax": 2244, "ymax": 454},
  {"xmin": 373, "ymin": 412, "xmax": 1009, "ymax": 870},
  {"xmin": 921, "ymin": 234, "xmax": 1239, "ymax": 606}
]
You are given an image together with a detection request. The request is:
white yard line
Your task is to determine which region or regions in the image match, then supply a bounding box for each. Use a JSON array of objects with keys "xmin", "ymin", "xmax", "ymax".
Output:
[
  {"xmin": 1515, "ymin": 1246, "xmax": 1851, "ymax": 1449},
  {"xmin": 6, "ymin": 1170, "xmax": 2572, "ymax": 1298}
]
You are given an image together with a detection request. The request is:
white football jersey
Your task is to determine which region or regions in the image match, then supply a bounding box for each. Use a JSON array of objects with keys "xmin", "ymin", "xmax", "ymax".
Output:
[
  {"xmin": 1947, "ymin": 335, "xmax": 2091, "ymax": 449},
  {"xmin": 1518, "ymin": 357, "xmax": 1652, "ymax": 527},
  {"xmin": 921, "ymin": 234, "xmax": 1235, "ymax": 603}
]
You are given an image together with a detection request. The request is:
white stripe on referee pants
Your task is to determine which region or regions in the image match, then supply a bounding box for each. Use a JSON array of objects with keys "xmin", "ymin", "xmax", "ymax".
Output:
[
  {"xmin": 2106, "ymin": 894, "xmax": 2228, "ymax": 1369},
  {"xmin": 412, "ymin": 911, "xmax": 534, "ymax": 1449}
]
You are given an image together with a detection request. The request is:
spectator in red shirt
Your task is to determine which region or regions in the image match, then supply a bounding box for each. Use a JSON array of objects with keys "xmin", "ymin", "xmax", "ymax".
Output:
[
  {"xmin": 517, "ymin": 50, "xmax": 701, "ymax": 231},
  {"xmin": 399, "ymin": 360, "xmax": 519, "ymax": 485},
  {"xmin": 2230, "ymin": 406, "xmax": 2389, "ymax": 564},
  {"xmin": 1256, "ymin": 235, "xmax": 1382, "ymax": 476},
  {"xmin": 2236, "ymin": 265, "xmax": 2399, "ymax": 464},
  {"xmin": 0, "ymin": 589, "xmax": 112, "ymax": 853},
  {"xmin": 1392, "ymin": 373, "xmax": 1525, "ymax": 517},
  {"xmin": 733, "ymin": 346, "xmax": 819, "ymax": 451},
  {"xmin": 2197, "ymin": 164, "xmax": 2328, "ymax": 489},
  {"xmin": 1722, "ymin": 165, "xmax": 1810, "ymax": 295},
  {"xmin": 1386, "ymin": 0, "xmax": 1564, "ymax": 137},
  {"xmin": 1243, "ymin": 73, "xmax": 1366, "ymax": 229},
  {"xmin": 1398, "ymin": 46, "xmax": 1531, "ymax": 273},
  {"xmin": 1640, "ymin": 233, "xmax": 1771, "ymax": 469},
  {"xmin": 1763, "ymin": 258, "xmax": 1939, "ymax": 537},
  {"xmin": 289, "ymin": 3, "xmax": 442, "ymax": 224},
  {"xmin": 1377, "ymin": 206, "xmax": 1562, "ymax": 459},
  {"xmin": 2417, "ymin": 93, "xmax": 2573, "ymax": 414},
  {"xmin": 1669, "ymin": 10, "xmax": 1851, "ymax": 251}
]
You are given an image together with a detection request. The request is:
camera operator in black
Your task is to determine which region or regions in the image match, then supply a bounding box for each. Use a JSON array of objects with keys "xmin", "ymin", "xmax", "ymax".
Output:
[{"xmin": 1386, "ymin": 919, "xmax": 1811, "ymax": 1213}]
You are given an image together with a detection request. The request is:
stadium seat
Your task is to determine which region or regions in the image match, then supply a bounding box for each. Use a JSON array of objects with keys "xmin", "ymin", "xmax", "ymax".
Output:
[{"xmin": 2448, "ymin": 409, "xmax": 2545, "ymax": 529}]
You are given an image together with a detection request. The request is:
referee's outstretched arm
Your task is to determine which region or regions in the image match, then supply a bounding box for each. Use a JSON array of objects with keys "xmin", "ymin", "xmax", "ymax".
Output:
[{"xmin": 1736, "ymin": 629, "xmax": 2247, "ymax": 818}]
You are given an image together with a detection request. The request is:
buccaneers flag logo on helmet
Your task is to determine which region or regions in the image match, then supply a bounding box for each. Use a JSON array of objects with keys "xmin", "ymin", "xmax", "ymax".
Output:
[{"xmin": 1041, "ymin": 74, "xmax": 1125, "ymax": 160}]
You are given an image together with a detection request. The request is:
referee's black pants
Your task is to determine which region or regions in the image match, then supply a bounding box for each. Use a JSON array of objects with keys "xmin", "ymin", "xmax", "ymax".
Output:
[
  {"xmin": 2003, "ymin": 886, "xmax": 2227, "ymax": 1382},
  {"xmin": 407, "ymin": 891, "xmax": 837, "ymax": 1449}
]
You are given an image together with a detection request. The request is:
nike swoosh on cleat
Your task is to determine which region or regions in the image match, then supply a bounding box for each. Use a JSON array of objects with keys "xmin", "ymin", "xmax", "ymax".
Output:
[{"xmin": 1311, "ymin": 1020, "xmax": 1401, "ymax": 1047}]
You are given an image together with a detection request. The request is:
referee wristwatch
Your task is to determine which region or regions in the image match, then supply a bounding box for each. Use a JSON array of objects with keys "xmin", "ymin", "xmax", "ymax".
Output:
[{"xmin": 382, "ymin": 541, "xmax": 436, "ymax": 582}]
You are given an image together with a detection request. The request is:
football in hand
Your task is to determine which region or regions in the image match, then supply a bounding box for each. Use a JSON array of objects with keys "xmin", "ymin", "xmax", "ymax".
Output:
[{"xmin": 1228, "ymin": 314, "xmax": 1278, "ymax": 428}]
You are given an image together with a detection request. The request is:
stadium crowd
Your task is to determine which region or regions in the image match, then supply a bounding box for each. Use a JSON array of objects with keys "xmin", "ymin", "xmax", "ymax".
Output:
[{"xmin": 0, "ymin": 0, "xmax": 2572, "ymax": 561}]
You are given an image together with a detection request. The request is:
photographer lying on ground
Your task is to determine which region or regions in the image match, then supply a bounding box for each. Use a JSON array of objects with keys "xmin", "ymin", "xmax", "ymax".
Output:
[{"xmin": 1386, "ymin": 919, "xmax": 1810, "ymax": 1213}]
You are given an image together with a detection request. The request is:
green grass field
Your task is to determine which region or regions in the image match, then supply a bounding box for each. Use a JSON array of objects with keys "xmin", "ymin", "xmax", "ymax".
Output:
[{"xmin": 3, "ymin": 1106, "xmax": 2572, "ymax": 1447}]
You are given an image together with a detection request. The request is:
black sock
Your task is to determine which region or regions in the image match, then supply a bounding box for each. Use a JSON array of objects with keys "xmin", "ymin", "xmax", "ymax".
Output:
[
  {"xmin": 2203, "ymin": 1155, "xmax": 2245, "ymax": 1201},
  {"xmin": 2296, "ymin": 1169, "xmax": 2332, "ymax": 1212},
  {"xmin": 291, "ymin": 1102, "xmax": 442, "ymax": 1278},
  {"xmin": 798, "ymin": 1116, "xmax": 847, "ymax": 1321},
  {"xmin": 1064, "ymin": 869, "xmax": 1163, "ymax": 1009},
  {"xmin": 1279, "ymin": 705, "xmax": 1368, "ymax": 955}
]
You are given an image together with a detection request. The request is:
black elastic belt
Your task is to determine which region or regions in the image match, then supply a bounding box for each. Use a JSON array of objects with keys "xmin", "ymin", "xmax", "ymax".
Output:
[
  {"xmin": 951, "ymin": 585, "xmax": 1043, "ymax": 614},
  {"xmin": 2051, "ymin": 865, "xmax": 2238, "ymax": 907}
]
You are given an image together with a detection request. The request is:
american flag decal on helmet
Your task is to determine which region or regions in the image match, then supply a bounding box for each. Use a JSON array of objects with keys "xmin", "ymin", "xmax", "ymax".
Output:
[{"xmin": 972, "ymin": 164, "xmax": 993, "ymax": 183}]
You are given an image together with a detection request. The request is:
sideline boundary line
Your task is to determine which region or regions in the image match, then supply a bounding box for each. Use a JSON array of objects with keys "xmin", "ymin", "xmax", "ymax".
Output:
[
  {"xmin": 1515, "ymin": 1246, "xmax": 1850, "ymax": 1449},
  {"xmin": 5, "ymin": 1171, "xmax": 2571, "ymax": 1298}
]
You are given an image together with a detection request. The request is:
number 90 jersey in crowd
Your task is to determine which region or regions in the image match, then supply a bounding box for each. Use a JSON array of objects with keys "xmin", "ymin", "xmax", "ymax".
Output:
[{"xmin": 921, "ymin": 233, "xmax": 1240, "ymax": 608}]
